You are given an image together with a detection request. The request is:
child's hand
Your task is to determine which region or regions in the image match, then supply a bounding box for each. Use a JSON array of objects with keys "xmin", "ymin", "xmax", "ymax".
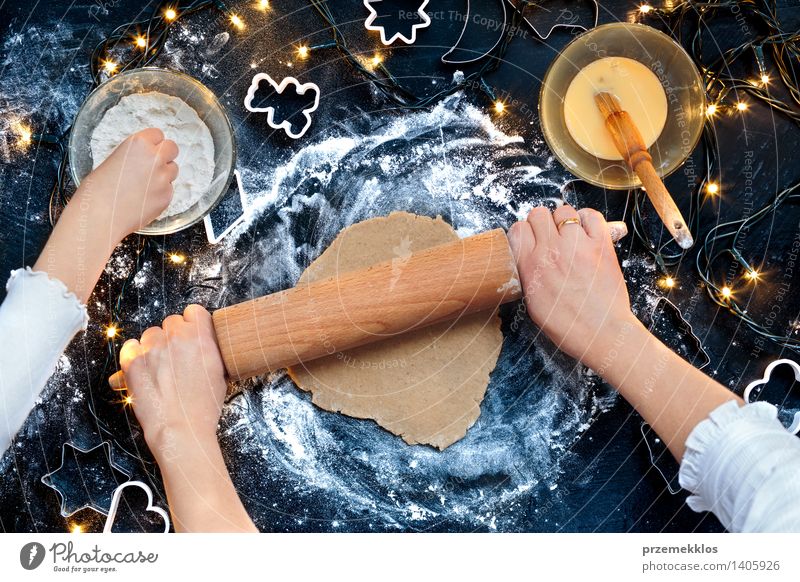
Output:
[
  {"xmin": 507, "ymin": 205, "xmax": 636, "ymax": 368},
  {"xmin": 77, "ymin": 127, "xmax": 178, "ymax": 243},
  {"xmin": 118, "ymin": 305, "xmax": 226, "ymax": 459}
]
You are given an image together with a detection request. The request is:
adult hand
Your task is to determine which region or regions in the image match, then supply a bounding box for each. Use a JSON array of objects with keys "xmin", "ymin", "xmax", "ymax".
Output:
[{"xmin": 507, "ymin": 205, "xmax": 636, "ymax": 369}]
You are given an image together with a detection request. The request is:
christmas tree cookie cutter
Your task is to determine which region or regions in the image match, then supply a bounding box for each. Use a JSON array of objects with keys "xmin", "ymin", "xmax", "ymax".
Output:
[{"xmin": 640, "ymin": 296, "xmax": 712, "ymax": 494}]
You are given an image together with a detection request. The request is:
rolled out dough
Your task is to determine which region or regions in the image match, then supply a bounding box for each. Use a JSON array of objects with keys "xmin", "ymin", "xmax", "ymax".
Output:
[{"xmin": 288, "ymin": 212, "xmax": 503, "ymax": 450}]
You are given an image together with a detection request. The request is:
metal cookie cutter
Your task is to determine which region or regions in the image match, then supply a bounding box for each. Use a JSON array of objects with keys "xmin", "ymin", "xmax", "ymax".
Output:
[
  {"xmin": 41, "ymin": 441, "xmax": 131, "ymax": 517},
  {"xmin": 103, "ymin": 481, "xmax": 170, "ymax": 533},
  {"xmin": 244, "ymin": 73, "xmax": 321, "ymax": 139},
  {"xmin": 743, "ymin": 358, "xmax": 800, "ymax": 435},
  {"xmin": 641, "ymin": 297, "xmax": 712, "ymax": 494},
  {"xmin": 364, "ymin": 0, "xmax": 432, "ymax": 45}
]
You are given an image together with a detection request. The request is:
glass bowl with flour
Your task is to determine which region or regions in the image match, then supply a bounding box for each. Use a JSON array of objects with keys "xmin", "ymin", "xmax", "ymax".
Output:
[
  {"xmin": 539, "ymin": 23, "xmax": 705, "ymax": 190},
  {"xmin": 69, "ymin": 68, "xmax": 236, "ymax": 235}
]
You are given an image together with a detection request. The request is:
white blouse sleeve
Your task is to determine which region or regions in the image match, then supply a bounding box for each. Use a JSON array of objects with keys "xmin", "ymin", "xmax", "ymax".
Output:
[
  {"xmin": 679, "ymin": 399, "xmax": 800, "ymax": 532},
  {"xmin": 0, "ymin": 268, "xmax": 88, "ymax": 455}
]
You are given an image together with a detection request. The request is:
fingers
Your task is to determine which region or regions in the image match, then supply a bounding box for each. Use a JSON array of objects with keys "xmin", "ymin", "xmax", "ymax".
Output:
[
  {"xmin": 183, "ymin": 304, "xmax": 216, "ymax": 336},
  {"xmin": 157, "ymin": 139, "xmax": 179, "ymax": 163},
  {"xmin": 527, "ymin": 207, "xmax": 556, "ymax": 246},
  {"xmin": 119, "ymin": 338, "xmax": 144, "ymax": 372},
  {"xmin": 165, "ymin": 161, "xmax": 179, "ymax": 182},
  {"xmin": 507, "ymin": 220, "xmax": 535, "ymax": 265},
  {"xmin": 140, "ymin": 326, "xmax": 165, "ymax": 349},
  {"xmin": 108, "ymin": 370, "xmax": 126, "ymax": 391},
  {"xmin": 577, "ymin": 208, "xmax": 609, "ymax": 241},
  {"xmin": 552, "ymin": 204, "xmax": 583, "ymax": 239},
  {"xmin": 135, "ymin": 127, "xmax": 165, "ymax": 144},
  {"xmin": 162, "ymin": 314, "xmax": 186, "ymax": 335}
]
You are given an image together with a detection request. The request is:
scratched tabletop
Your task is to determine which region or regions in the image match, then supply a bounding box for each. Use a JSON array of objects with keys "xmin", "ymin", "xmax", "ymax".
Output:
[{"xmin": 1, "ymin": 0, "xmax": 799, "ymax": 532}]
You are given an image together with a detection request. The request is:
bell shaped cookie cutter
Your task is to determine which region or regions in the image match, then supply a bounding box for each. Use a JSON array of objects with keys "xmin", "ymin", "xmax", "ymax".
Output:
[
  {"xmin": 244, "ymin": 73, "xmax": 320, "ymax": 139},
  {"xmin": 743, "ymin": 358, "xmax": 800, "ymax": 435},
  {"xmin": 364, "ymin": 0, "xmax": 431, "ymax": 45}
]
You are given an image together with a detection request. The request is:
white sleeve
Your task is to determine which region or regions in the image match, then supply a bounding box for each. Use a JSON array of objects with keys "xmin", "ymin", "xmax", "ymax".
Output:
[
  {"xmin": 0, "ymin": 268, "xmax": 88, "ymax": 455},
  {"xmin": 679, "ymin": 399, "xmax": 800, "ymax": 532}
]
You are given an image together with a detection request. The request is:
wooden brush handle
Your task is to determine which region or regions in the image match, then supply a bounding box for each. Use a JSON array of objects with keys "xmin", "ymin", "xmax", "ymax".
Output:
[{"xmin": 594, "ymin": 92, "xmax": 694, "ymax": 250}]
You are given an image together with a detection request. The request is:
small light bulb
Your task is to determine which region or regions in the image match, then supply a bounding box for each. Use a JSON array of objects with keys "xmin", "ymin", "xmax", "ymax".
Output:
[
  {"xmin": 721, "ymin": 286, "xmax": 732, "ymax": 299},
  {"xmin": 663, "ymin": 276, "xmax": 675, "ymax": 288},
  {"xmin": 706, "ymin": 103, "xmax": 717, "ymax": 116},
  {"xmin": 14, "ymin": 122, "xmax": 32, "ymax": 146},
  {"xmin": 297, "ymin": 45, "xmax": 309, "ymax": 59},
  {"xmin": 370, "ymin": 54, "xmax": 383, "ymax": 68},
  {"xmin": 102, "ymin": 60, "xmax": 118, "ymax": 74},
  {"xmin": 164, "ymin": 8, "xmax": 177, "ymax": 21},
  {"xmin": 258, "ymin": 0, "xmax": 270, "ymax": 9},
  {"xmin": 135, "ymin": 35, "xmax": 147, "ymax": 48},
  {"xmin": 639, "ymin": 4, "xmax": 653, "ymax": 13},
  {"xmin": 706, "ymin": 182, "xmax": 719, "ymax": 195},
  {"xmin": 71, "ymin": 524, "xmax": 83, "ymax": 534},
  {"xmin": 494, "ymin": 101, "xmax": 505, "ymax": 114},
  {"xmin": 105, "ymin": 325, "xmax": 118, "ymax": 339},
  {"xmin": 169, "ymin": 253, "xmax": 185, "ymax": 264},
  {"xmin": 761, "ymin": 74, "xmax": 770, "ymax": 84},
  {"xmin": 123, "ymin": 395, "xmax": 134, "ymax": 406},
  {"xmin": 230, "ymin": 14, "xmax": 245, "ymax": 29},
  {"xmin": 736, "ymin": 101, "xmax": 748, "ymax": 111},
  {"xmin": 747, "ymin": 269, "xmax": 760, "ymax": 281}
]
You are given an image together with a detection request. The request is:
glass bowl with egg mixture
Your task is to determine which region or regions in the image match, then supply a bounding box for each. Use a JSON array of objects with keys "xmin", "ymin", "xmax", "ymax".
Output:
[
  {"xmin": 68, "ymin": 67, "xmax": 236, "ymax": 235},
  {"xmin": 539, "ymin": 22, "xmax": 705, "ymax": 190}
]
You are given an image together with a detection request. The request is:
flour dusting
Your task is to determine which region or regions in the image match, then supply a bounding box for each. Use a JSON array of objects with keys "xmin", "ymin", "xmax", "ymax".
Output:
[{"xmin": 191, "ymin": 93, "xmax": 618, "ymax": 531}]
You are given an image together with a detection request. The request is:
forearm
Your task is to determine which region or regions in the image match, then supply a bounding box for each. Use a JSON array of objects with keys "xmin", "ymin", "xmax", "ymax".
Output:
[
  {"xmin": 153, "ymin": 432, "xmax": 257, "ymax": 533},
  {"xmin": 586, "ymin": 316, "xmax": 742, "ymax": 461},
  {"xmin": 32, "ymin": 188, "xmax": 119, "ymax": 304}
]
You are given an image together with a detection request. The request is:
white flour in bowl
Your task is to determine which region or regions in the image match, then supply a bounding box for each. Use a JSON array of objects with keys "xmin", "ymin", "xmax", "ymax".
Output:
[{"xmin": 90, "ymin": 91, "xmax": 215, "ymax": 219}]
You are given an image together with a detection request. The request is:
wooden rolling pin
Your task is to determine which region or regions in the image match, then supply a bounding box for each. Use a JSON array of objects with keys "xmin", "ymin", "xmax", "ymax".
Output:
[
  {"xmin": 215, "ymin": 228, "xmax": 519, "ymax": 379},
  {"xmin": 110, "ymin": 220, "xmax": 628, "ymax": 385},
  {"xmin": 594, "ymin": 92, "xmax": 694, "ymax": 250}
]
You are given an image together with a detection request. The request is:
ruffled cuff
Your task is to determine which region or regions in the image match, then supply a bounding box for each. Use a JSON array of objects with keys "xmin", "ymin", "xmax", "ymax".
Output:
[
  {"xmin": 0, "ymin": 268, "xmax": 89, "ymax": 454},
  {"xmin": 679, "ymin": 399, "xmax": 795, "ymax": 531},
  {"xmin": 5, "ymin": 267, "xmax": 88, "ymax": 330}
]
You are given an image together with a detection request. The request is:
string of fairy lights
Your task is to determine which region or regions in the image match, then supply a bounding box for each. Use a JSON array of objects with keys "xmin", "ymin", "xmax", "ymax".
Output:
[
  {"xmin": 634, "ymin": 0, "xmax": 800, "ymax": 353},
  {"xmin": 5, "ymin": 0, "xmax": 800, "ymax": 530}
]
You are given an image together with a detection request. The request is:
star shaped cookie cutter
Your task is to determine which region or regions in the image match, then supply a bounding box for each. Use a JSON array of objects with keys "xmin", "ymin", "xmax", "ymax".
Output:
[
  {"xmin": 244, "ymin": 73, "xmax": 320, "ymax": 139},
  {"xmin": 743, "ymin": 358, "xmax": 800, "ymax": 435},
  {"xmin": 364, "ymin": 0, "xmax": 431, "ymax": 45},
  {"xmin": 41, "ymin": 441, "xmax": 131, "ymax": 517}
]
